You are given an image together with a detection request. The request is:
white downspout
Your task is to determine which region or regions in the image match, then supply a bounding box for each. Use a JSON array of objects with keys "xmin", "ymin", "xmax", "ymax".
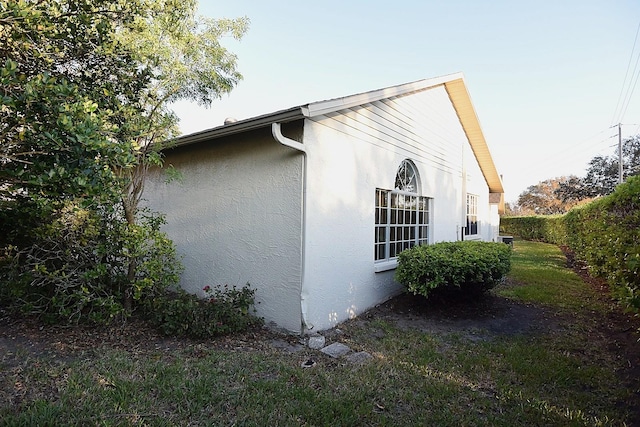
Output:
[
  {"xmin": 272, "ymin": 122, "xmax": 306, "ymax": 153},
  {"xmin": 271, "ymin": 122, "xmax": 310, "ymax": 334}
]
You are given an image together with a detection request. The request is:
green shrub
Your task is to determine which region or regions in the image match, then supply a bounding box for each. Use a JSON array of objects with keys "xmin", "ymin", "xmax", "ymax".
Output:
[
  {"xmin": 395, "ymin": 241, "xmax": 512, "ymax": 298},
  {"xmin": 0, "ymin": 201, "xmax": 182, "ymax": 324},
  {"xmin": 143, "ymin": 283, "xmax": 263, "ymax": 338}
]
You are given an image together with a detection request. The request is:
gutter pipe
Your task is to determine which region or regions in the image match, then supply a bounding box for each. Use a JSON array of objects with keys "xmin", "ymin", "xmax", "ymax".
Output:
[{"xmin": 271, "ymin": 122, "xmax": 310, "ymax": 334}]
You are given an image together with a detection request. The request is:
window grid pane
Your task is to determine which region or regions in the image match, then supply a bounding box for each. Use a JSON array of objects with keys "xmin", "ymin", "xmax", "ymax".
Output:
[{"xmin": 375, "ymin": 187, "xmax": 430, "ymax": 262}]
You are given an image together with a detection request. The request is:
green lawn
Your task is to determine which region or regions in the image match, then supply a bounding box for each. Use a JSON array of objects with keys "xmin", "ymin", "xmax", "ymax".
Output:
[
  {"xmin": 1, "ymin": 240, "xmax": 637, "ymax": 426},
  {"xmin": 497, "ymin": 240, "xmax": 603, "ymax": 311}
]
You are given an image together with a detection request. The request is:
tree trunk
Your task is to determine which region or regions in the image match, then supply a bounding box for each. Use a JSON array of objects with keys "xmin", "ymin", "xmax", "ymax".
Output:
[{"xmin": 123, "ymin": 200, "xmax": 136, "ymax": 313}]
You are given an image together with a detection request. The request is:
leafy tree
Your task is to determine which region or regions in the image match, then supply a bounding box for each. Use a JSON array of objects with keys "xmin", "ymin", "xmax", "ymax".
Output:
[
  {"xmin": 625, "ymin": 135, "xmax": 640, "ymax": 177},
  {"xmin": 581, "ymin": 155, "xmax": 622, "ymax": 198},
  {"xmin": 113, "ymin": 0, "xmax": 248, "ymax": 226},
  {"xmin": 111, "ymin": 0, "xmax": 248, "ymax": 308},
  {"xmin": 0, "ymin": 0, "xmax": 248, "ymax": 322},
  {"xmin": 554, "ymin": 175, "xmax": 593, "ymax": 205},
  {"xmin": 1, "ymin": 0, "xmax": 150, "ymax": 321},
  {"xmin": 511, "ymin": 136, "xmax": 640, "ymax": 214},
  {"xmin": 504, "ymin": 202, "xmax": 521, "ymax": 216},
  {"xmin": 0, "ymin": 0, "xmax": 146, "ymax": 216},
  {"xmin": 516, "ymin": 177, "xmax": 580, "ymax": 215},
  {"xmin": 581, "ymin": 135, "xmax": 640, "ymax": 198}
]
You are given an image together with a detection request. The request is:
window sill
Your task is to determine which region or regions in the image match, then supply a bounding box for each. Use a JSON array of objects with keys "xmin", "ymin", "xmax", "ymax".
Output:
[{"xmin": 374, "ymin": 260, "xmax": 397, "ymax": 273}]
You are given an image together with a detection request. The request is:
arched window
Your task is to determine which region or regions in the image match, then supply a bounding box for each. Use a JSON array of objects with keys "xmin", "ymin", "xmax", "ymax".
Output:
[
  {"xmin": 374, "ymin": 160, "xmax": 430, "ymax": 267},
  {"xmin": 394, "ymin": 159, "xmax": 419, "ymax": 193}
]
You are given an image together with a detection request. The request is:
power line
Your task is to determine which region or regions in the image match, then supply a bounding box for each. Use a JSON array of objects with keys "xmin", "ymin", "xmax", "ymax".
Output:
[
  {"xmin": 514, "ymin": 128, "xmax": 614, "ymax": 179},
  {"xmin": 508, "ymin": 125, "xmax": 639, "ymax": 197},
  {"xmin": 619, "ymin": 62, "xmax": 640, "ymax": 123},
  {"xmin": 548, "ymin": 127, "xmax": 611, "ymax": 158},
  {"xmin": 611, "ymin": 19, "xmax": 640, "ymax": 126}
]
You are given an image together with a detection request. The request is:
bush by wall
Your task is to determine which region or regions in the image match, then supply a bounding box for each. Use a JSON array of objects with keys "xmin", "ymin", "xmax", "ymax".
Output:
[
  {"xmin": 503, "ymin": 176, "xmax": 640, "ymax": 313},
  {"xmin": 0, "ymin": 202, "xmax": 183, "ymax": 325},
  {"xmin": 395, "ymin": 241, "xmax": 512, "ymax": 298},
  {"xmin": 143, "ymin": 283, "xmax": 263, "ymax": 338}
]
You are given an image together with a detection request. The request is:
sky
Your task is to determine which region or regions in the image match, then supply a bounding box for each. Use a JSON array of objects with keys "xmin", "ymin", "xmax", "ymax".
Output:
[{"xmin": 171, "ymin": 0, "xmax": 640, "ymax": 204}]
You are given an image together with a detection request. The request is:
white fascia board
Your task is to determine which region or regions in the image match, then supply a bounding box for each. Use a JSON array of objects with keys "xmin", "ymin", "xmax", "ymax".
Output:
[{"xmin": 305, "ymin": 72, "xmax": 464, "ymax": 117}]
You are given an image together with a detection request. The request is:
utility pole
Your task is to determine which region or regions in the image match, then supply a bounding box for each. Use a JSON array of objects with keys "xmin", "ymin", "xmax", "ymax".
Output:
[{"xmin": 618, "ymin": 123, "xmax": 624, "ymax": 184}]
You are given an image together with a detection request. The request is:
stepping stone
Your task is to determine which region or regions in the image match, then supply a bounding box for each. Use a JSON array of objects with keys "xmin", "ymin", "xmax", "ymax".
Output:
[
  {"xmin": 308, "ymin": 335, "xmax": 326, "ymax": 350},
  {"xmin": 320, "ymin": 342, "xmax": 351, "ymax": 358},
  {"xmin": 345, "ymin": 351, "xmax": 373, "ymax": 365}
]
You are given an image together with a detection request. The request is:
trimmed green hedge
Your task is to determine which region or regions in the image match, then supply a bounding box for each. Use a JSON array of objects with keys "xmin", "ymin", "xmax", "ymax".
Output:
[
  {"xmin": 500, "ymin": 215, "xmax": 567, "ymax": 245},
  {"xmin": 395, "ymin": 241, "xmax": 512, "ymax": 298},
  {"xmin": 502, "ymin": 176, "xmax": 640, "ymax": 313},
  {"xmin": 565, "ymin": 177, "xmax": 640, "ymax": 311}
]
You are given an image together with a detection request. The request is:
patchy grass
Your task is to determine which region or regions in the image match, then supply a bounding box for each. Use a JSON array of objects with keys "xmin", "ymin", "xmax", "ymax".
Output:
[
  {"xmin": 1, "ymin": 239, "xmax": 638, "ymax": 426},
  {"xmin": 3, "ymin": 340, "xmax": 626, "ymax": 426},
  {"xmin": 496, "ymin": 239, "xmax": 603, "ymax": 312}
]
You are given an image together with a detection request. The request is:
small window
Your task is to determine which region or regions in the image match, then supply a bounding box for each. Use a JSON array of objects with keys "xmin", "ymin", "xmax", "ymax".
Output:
[
  {"xmin": 375, "ymin": 160, "xmax": 430, "ymax": 264},
  {"xmin": 465, "ymin": 194, "xmax": 478, "ymax": 236}
]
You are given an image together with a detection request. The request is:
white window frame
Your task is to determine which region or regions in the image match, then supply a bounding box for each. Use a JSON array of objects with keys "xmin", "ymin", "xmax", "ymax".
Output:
[
  {"xmin": 465, "ymin": 193, "xmax": 479, "ymax": 237},
  {"xmin": 374, "ymin": 160, "xmax": 430, "ymax": 272}
]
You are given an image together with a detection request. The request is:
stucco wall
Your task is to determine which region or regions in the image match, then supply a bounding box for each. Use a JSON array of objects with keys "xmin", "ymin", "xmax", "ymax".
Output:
[
  {"xmin": 144, "ymin": 128, "xmax": 304, "ymax": 333},
  {"xmin": 300, "ymin": 85, "xmax": 491, "ymax": 331}
]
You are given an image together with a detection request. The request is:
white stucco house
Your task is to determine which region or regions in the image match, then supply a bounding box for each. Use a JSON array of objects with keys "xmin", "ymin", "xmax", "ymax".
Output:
[{"xmin": 144, "ymin": 72, "xmax": 505, "ymax": 334}]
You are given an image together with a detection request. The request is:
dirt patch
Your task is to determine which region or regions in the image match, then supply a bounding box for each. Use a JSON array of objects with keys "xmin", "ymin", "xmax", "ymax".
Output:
[
  {"xmin": 0, "ymin": 309, "xmax": 280, "ymax": 373},
  {"xmin": 357, "ymin": 290, "xmax": 563, "ymax": 341},
  {"xmin": 0, "ymin": 290, "xmax": 565, "ymax": 367}
]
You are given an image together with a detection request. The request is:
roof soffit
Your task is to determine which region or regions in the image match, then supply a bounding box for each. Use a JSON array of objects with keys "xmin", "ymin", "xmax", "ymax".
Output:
[{"xmin": 444, "ymin": 78, "xmax": 504, "ymax": 195}]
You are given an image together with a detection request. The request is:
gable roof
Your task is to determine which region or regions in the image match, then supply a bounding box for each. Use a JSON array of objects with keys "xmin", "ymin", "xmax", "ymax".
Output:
[{"xmin": 173, "ymin": 72, "xmax": 504, "ymax": 200}]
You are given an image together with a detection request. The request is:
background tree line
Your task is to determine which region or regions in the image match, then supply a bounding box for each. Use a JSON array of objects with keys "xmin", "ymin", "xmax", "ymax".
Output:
[{"xmin": 507, "ymin": 135, "xmax": 640, "ymax": 215}]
